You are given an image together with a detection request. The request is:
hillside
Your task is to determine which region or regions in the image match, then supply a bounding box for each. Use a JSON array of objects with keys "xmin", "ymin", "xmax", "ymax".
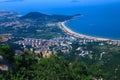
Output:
[{"xmin": 0, "ymin": 11, "xmax": 79, "ymax": 39}]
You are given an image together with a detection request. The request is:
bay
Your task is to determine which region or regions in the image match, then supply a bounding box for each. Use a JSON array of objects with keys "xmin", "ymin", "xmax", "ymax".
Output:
[{"xmin": 0, "ymin": 0, "xmax": 120, "ymax": 39}]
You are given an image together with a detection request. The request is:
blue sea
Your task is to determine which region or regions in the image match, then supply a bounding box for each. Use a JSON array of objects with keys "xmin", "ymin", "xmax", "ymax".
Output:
[{"xmin": 0, "ymin": 0, "xmax": 120, "ymax": 39}]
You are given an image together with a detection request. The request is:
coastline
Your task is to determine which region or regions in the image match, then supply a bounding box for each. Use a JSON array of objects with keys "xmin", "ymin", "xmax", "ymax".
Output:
[{"xmin": 59, "ymin": 21, "xmax": 110, "ymax": 41}]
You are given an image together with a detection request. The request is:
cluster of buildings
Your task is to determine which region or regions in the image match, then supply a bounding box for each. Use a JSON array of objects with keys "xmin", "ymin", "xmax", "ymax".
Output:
[
  {"xmin": 15, "ymin": 36, "xmax": 106, "ymax": 58},
  {"xmin": 106, "ymin": 40, "xmax": 120, "ymax": 46},
  {"xmin": 15, "ymin": 38, "xmax": 57, "ymax": 58},
  {"xmin": 1, "ymin": 32, "xmax": 120, "ymax": 59},
  {"xmin": 15, "ymin": 36, "xmax": 77, "ymax": 57}
]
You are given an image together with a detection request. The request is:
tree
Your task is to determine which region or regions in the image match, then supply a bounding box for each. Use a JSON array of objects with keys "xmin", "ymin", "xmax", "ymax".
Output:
[
  {"xmin": 0, "ymin": 36, "xmax": 2, "ymax": 42},
  {"xmin": 0, "ymin": 45, "xmax": 14, "ymax": 63}
]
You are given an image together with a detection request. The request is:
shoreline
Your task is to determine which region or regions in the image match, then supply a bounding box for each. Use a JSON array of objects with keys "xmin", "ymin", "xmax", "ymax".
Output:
[{"xmin": 59, "ymin": 21, "xmax": 111, "ymax": 41}]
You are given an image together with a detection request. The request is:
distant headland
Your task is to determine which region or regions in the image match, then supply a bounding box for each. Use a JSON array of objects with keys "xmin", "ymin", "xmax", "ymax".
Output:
[{"xmin": 0, "ymin": 11, "xmax": 111, "ymax": 41}]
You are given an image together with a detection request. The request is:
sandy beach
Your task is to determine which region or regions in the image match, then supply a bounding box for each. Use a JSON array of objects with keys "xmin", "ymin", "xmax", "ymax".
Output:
[{"xmin": 59, "ymin": 21, "xmax": 110, "ymax": 41}]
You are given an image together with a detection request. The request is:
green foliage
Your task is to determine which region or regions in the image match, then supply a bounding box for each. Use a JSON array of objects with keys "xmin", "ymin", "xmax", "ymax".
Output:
[
  {"xmin": 0, "ymin": 51, "xmax": 93, "ymax": 80},
  {"xmin": 0, "ymin": 36, "xmax": 2, "ymax": 42},
  {"xmin": 69, "ymin": 61, "xmax": 92, "ymax": 80},
  {"xmin": 0, "ymin": 45, "xmax": 14, "ymax": 63},
  {"xmin": 0, "ymin": 44, "xmax": 120, "ymax": 80},
  {"xmin": 0, "ymin": 74, "xmax": 5, "ymax": 80}
]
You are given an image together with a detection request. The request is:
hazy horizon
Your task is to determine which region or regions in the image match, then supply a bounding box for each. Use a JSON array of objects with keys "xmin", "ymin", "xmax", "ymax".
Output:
[{"xmin": 0, "ymin": 0, "xmax": 120, "ymax": 15}]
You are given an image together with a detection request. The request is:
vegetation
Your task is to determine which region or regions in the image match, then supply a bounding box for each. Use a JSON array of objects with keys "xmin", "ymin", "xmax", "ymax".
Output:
[
  {"xmin": 0, "ymin": 45, "xmax": 14, "ymax": 63},
  {"xmin": 0, "ymin": 45, "xmax": 101, "ymax": 80},
  {"xmin": 58, "ymin": 42, "xmax": 120, "ymax": 80},
  {"xmin": 0, "ymin": 11, "xmax": 74, "ymax": 39},
  {"xmin": 0, "ymin": 43, "xmax": 120, "ymax": 80},
  {"xmin": 0, "ymin": 11, "xmax": 119, "ymax": 80},
  {"xmin": 0, "ymin": 37, "xmax": 2, "ymax": 41},
  {"xmin": 0, "ymin": 46, "xmax": 92, "ymax": 80}
]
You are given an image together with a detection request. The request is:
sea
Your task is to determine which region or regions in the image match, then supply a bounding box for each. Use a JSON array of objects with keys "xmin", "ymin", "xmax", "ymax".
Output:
[{"xmin": 0, "ymin": 0, "xmax": 120, "ymax": 40}]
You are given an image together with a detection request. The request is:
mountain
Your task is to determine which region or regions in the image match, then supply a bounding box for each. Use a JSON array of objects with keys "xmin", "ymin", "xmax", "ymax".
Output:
[
  {"xmin": 21, "ymin": 12, "xmax": 79, "ymax": 22},
  {"xmin": 0, "ymin": 11, "xmax": 81, "ymax": 39},
  {"xmin": 21, "ymin": 12, "xmax": 49, "ymax": 19}
]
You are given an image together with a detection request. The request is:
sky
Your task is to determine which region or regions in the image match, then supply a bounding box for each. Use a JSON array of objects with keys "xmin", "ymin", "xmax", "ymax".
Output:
[
  {"xmin": 1, "ymin": 0, "xmax": 120, "ymax": 4},
  {"xmin": 0, "ymin": 0, "xmax": 120, "ymax": 14}
]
